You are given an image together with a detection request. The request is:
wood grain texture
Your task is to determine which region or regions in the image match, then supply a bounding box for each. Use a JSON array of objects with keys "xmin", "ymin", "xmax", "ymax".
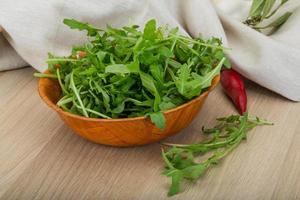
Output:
[
  {"xmin": 38, "ymin": 72, "xmax": 219, "ymax": 147},
  {"xmin": 0, "ymin": 68, "xmax": 300, "ymax": 200}
]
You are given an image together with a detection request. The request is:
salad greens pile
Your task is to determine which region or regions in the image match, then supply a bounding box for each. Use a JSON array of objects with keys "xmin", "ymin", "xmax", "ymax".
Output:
[
  {"xmin": 35, "ymin": 19, "xmax": 230, "ymax": 129},
  {"xmin": 161, "ymin": 113, "xmax": 273, "ymax": 196}
]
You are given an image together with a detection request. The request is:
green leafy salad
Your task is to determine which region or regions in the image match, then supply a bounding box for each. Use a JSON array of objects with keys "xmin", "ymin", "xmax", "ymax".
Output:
[{"xmin": 35, "ymin": 19, "xmax": 230, "ymax": 129}]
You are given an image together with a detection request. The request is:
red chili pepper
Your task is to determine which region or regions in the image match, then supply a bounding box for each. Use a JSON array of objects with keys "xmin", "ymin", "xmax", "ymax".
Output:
[{"xmin": 221, "ymin": 69, "xmax": 247, "ymax": 115}]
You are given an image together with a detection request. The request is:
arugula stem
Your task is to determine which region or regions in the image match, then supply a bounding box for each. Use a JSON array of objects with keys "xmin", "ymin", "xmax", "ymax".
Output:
[
  {"xmin": 144, "ymin": 40, "xmax": 171, "ymax": 51},
  {"xmin": 34, "ymin": 73, "xmax": 57, "ymax": 79},
  {"xmin": 204, "ymin": 135, "xmax": 243, "ymax": 169},
  {"xmin": 169, "ymin": 35, "xmax": 229, "ymax": 50},
  {"xmin": 46, "ymin": 58, "xmax": 78, "ymax": 63},
  {"xmin": 177, "ymin": 40, "xmax": 200, "ymax": 56},
  {"xmin": 161, "ymin": 147, "xmax": 176, "ymax": 170},
  {"xmin": 248, "ymin": 117, "xmax": 274, "ymax": 125},
  {"xmin": 57, "ymin": 96, "xmax": 73, "ymax": 107},
  {"xmin": 163, "ymin": 114, "xmax": 272, "ymax": 152},
  {"xmin": 85, "ymin": 108, "xmax": 111, "ymax": 119},
  {"xmin": 162, "ymin": 129, "xmax": 240, "ymax": 152},
  {"xmin": 123, "ymin": 52, "xmax": 132, "ymax": 63},
  {"xmin": 265, "ymin": 2, "xmax": 285, "ymax": 19},
  {"xmin": 170, "ymin": 38, "xmax": 177, "ymax": 52},
  {"xmin": 60, "ymin": 104, "xmax": 71, "ymax": 112},
  {"xmin": 161, "ymin": 114, "xmax": 273, "ymax": 196},
  {"xmin": 56, "ymin": 68, "xmax": 68, "ymax": 94},
  {"xmin": 72, "ymin": 98, "xmax": 111, "ymax": 119},
  {"xmin": 70, "ymin": 72, "xmax": 89, "ymax": 117}
]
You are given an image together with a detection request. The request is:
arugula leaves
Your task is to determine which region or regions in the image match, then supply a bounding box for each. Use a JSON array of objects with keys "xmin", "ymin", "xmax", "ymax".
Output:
[
  {"xmin": 63, "ymin": 19, "xmax": 102, "ymax": 36},
  {"xmin": 35, "ymin": 19, "xmax": 229, "ymax": 129},
  {"xmin": 149, "ymin": 112, "xmax": 166, "ymax": 130},
  {"xmin": 143, "ymin": 19, "xmax": 157, "ymax": 40},
  {"xmin": 161, "ymin": 113, "xmax": 273, "ymax": 196}
]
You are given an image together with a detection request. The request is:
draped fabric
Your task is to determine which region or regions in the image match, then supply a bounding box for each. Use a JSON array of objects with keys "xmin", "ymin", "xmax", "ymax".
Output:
[{"xmin": 0, "ymin": 0, "xmax": 299, "ymax": 100}]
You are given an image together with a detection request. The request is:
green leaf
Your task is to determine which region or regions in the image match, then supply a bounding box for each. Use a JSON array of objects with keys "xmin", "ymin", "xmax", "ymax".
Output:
[
  {"xmin": 93, "ymin": 81, "xmax": 111, "ymax": 112},
  {"xmin": 111, "ymin": 101, "xmax": 125, "ymax": 114},
  {"xmin": 169, "ymin": 27, "xmax": 179, "ymax": 35},
  {"xmin": 223, "ymin": 58, "xmax": 231, "ymax": 68},
  {"xmin": 244, "ymin": 0, "xmax": 293, "ymax": 35},
  {"xmin": 126, "ymin": 60, "xmax": 140, "ymax": 73},
  {"xmin": 105, "ymin": 64, "xmax": 130, "ymax": 74},
  {"xmin": 159, "ymin": 101, "xmax": 176, "ymax": 111},
  {"xmin": 263, "ymin": 12, "xmax": 292, "ymax": 30},
  {"xmin": 150, "ymin": 64, "xmax": 164, "ymax": 83},
  {"xmin": 161, "ymin": 114, "xmax": 272, "ymax": 196},
  {"xmin": 262, "ymin": 0, "xmax": 276, "ymax": 18},
  {"xmin": 143, "ymin": 19, "xmax": 157, "ymax": 40},
  {"xmin": 63, "ymin": 19, "xmax": 101, "ymax": 36},
  {"xmin": 175, "ymin": 64, "xmax": 191, "ymax": 95},
  {"xmin": 215, "ymin": 51, "xmax": 231, "ymax": 68},
  {"xmin": 79, "ymin": 66, "xmax": 97, "ymax": 76},
  {"xmin": 158, "ymin": 46, "xmax": 174, "ymax": 57},
  {"xmin": 148, "ymin": 112, "xmax": 166, "ymax": 130},
  {"xmin": 182, "ymin": 164, "xmax": 206, "ymax": 180},
  {"xmin": 96, "ymin": 51, "xmax": 107, "ymax": 62},
  {"xmin": 179, "ymin": 81, "xmax": 202, "ymax": 99},
  {"xmin": 167, "ymin": 59, "xmax": 182, "ymax": 69},
  {"xmin": 194, "ymin": 57, "xmax": 225, "ymax": 89},
  {"xmin": 167, "ymin": 170, "xmax": 183, "ymax": 196},
  {"xmin": 112, "ymin": 98, "xmax": 151, "ymax": 114},
  {"xmin": 249, "ymin": 0, "xmax": 266, "ymax": 17},
  {"xmin": 139, "ymin": 71, "xmax": 158, "ymax": 94},
  {"xmin": 70, "ymin": 72, "xmax": 89, "ymax": 117},
  {"xmin": 140, "ymin": 71, "xmax": 161, "ymax": 111}
]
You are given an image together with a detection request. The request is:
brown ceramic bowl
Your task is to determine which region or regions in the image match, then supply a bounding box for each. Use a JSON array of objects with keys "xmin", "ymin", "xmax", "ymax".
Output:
[{"xmin": 38, "ymin": 74, "xmax": 220, "ymax": 147}]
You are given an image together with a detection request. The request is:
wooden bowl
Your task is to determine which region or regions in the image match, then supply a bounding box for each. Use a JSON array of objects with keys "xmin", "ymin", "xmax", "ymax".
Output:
[{"xmin": 38, "ymin": 75, "xmax": 220, "ymax": 147}]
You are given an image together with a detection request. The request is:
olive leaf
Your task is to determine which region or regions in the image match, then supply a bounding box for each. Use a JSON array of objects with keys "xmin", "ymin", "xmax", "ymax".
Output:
[
  {"xmin": 249, "ymin": 0, "xmax": 266, "ymax": 17},
  {"xmin": 263, "ymin": 12, "xmax": 292, "ymax": 30},
  {"xmin": 244, "ymin": 0, "xmax": 293, "ymax": 34},
  {"xmin": 262, "ymin": 0, "xmax": 276, "ymax": 18}
]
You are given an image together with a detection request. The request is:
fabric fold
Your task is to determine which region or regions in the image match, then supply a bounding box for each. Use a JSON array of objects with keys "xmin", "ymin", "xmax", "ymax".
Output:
[{"xmin": 0, "ymin": 0, "xmax": 299, "ymax": 100}]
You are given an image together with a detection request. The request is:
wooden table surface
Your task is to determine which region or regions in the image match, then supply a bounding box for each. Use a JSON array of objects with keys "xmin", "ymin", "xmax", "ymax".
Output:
[{"xmin": 0, "ymin": 67, "xmax": 299, "ymax": 200}]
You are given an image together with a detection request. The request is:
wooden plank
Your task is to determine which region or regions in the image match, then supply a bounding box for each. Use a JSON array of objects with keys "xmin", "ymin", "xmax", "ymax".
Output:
[{"xmin": 0, "ymin": 68, "xmax": 63, "ymax": 197}]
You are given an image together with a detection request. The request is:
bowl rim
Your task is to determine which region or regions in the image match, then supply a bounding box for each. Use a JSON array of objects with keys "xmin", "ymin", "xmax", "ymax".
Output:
[{"xmin": 38, "ymin": 73, "xmax": 220, "ymax": 122}]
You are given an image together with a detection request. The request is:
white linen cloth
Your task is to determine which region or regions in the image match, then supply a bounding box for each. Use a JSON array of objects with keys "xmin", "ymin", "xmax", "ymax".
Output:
[{"xmin": 0, "ymin": 0, "xmax": 299, "ymax": 100}]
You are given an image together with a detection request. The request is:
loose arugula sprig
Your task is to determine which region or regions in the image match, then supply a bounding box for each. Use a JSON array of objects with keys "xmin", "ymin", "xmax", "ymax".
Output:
[
  {"xmin": 161, "ymin": 113, "xmax": 273, "ymax": 196},
  {"xmin": 34, "ymin": 19, "xmax": 230, "ymax": 129},
  {"xmin": 244, "ymin": 0, "xmax": 293, "ymax": 34}
]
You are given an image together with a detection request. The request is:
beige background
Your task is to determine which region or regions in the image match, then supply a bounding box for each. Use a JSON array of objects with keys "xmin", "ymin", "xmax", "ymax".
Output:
[{"xmin": 0, "ymin": 67, "xmax": 299, "ymax": 200}]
